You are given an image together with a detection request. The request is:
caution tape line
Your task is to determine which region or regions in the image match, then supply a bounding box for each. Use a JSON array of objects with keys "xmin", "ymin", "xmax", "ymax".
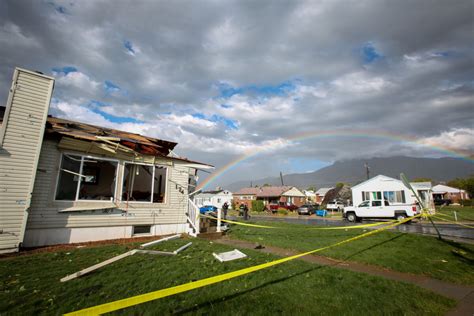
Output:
[
  {"xmin": 64, "ymin": 214, "xmax": 421, "ymax": 316},
  {"xmin": 200, "ymin": 214, "xmax": 398, "ymax": 230},
  {"xmin": 432, "ymin": 215, "xmax": 474, "ymax": 229}
]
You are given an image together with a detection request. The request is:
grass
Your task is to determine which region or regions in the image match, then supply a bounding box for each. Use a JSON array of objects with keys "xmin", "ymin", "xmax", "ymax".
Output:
[
  {"xmin": 0, "ymin": 238, "xmax": 455, "ymax": 315},
  {"xmin": 436, "ymin": 205, "xmax": 474, "ymax": 221},
  {"xmin": 228, "ymin": 220, "xmax": 474, "ymax": 285}
]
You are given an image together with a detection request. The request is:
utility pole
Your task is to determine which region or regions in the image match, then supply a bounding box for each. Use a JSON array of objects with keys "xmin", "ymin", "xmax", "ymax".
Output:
[
  {"xmin": 365, "ymin": 162, "xmax": 370, "ymax": 180},
  {"xmin": 250, "ymin": 181, "xmax": 253, "ymax": 188},
  {"xmin": 280, "ymin": 171, "xmax": 284, "ymax": 186}
]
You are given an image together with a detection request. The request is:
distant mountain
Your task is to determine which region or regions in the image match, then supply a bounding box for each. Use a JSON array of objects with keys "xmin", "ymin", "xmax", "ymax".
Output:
[{"xmin": 224, "ymin": 156, "xmax": 474, "ymax": 191}]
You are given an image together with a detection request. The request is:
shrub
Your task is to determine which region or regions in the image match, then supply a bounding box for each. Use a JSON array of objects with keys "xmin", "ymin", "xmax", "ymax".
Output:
[
  {"xmin": 251, "ymin": 200, "xmax": 265, "ymax": 213},
  {"xmin": 277, "ymin": 208, "xmax": 288, "ymax": 216},
  {"xmin": 460, "ymin": 199, "xmax": 473, "ymax": 206}
]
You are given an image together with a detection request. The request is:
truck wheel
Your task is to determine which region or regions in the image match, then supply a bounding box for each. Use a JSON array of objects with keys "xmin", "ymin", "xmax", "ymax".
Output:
[
  {"xmin": 395, "ymin": 213, "xmax": 406, "ymax": 221},
  {"xmin": 347, "ymin": 213, "xmax": 357, "ymax": 222}
]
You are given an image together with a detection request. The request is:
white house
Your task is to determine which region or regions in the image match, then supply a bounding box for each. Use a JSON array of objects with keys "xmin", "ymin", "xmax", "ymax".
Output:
[
  {"xmin": 303, "ymin": 190, "xmax": 316, "ymax": 203},
  {"xmin": 432, "ymin": 184, "xmax": 469, "ymax": 203},
  {"xmin": 0, "ymin": 68, "xmax": 213, "ymax": 253},
  {"xmin": 350, "ymin": 175, "xmax": 433, "ymax": 209},
  {"xmin": 195, "ymin": 189, "xmax": 233, "ymax": 210}
]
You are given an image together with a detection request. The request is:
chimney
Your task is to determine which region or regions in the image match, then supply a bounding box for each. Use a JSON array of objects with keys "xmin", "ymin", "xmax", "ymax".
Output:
[{"xmin": 0, "ymin": 68, "xmax": 54, "ymax": 253}]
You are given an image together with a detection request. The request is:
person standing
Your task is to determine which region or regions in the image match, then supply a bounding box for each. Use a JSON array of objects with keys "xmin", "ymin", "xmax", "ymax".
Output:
[
  {"xmin": 222, "ymin": 202, "xmax": 229, "ymax": 220},
  {"xmin": 243, "ymin": 204, "xmax": 249, "ymax": 220}
]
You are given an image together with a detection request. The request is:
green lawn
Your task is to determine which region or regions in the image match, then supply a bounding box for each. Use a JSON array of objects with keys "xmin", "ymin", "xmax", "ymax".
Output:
[
  {"xmin": 228, "ymin": 221, "xmax": 474, "ymax": 285},
  {"xmin": 0, "ymin": 238, "xmax": 455, "ymax": 315},
  {"xmin": 436, "ymin": 205, "xmax": 474, "ymax": 221}
]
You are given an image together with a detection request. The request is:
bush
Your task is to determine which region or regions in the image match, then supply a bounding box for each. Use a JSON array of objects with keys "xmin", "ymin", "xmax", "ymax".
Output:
[
  {"xmin": 251, "ymin": 200, "xmax": 265, "ymax": 213},
  {"xmin": 460, "ymin": 199, "xmax": 473, "ymax": 206},
  {"xmin": 277, "ymin": 208, "xmax": 288, "ymax": 216}
]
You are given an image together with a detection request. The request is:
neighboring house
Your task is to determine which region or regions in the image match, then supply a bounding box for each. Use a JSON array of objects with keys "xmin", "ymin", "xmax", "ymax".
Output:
[
  {"xmin": 350, "ymin": 175, "xmax": 433, "ymax": 209},
  {"xmin": 195, "ymin": 189, "xmax": 233, "ymax": 210},
  {"xmin": 0, "ymin": 68, "xmax": 212, "ymax": 254},
  {"xmin": 303, "ymin": 190, "xmax": 316, "ymax": 203},
  {"xmin": 315, "ymin": 188, "xmax": 333, "ymax": 204},
  {"xmin": 233, "ymin": 186, "xmax": 306, "ymax": 209},
  {"xmin": 432, "ymin": 184, "xmax": 469, "ymax": 203}
]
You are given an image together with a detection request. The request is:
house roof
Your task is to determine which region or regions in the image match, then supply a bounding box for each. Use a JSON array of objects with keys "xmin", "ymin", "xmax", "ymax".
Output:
[
  {"xmin": 315, "ymin": 188, "xmax": 333, "ymax": 195},
  {"xmin": 234, "ymin": 186, "xmax": 294, "ymax": 197},
  {"xmin": 1, "ymin": 106, "xmax": 212, "ymax": 167},
  {"xmin": 432, "ymin": 184, "xmax": 466, "ymax": 194}
]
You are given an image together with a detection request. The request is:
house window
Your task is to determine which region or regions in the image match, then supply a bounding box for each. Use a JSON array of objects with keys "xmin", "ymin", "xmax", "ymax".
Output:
[
  {"xmin": 217, "ymin": 198, "xmax": 221, "ymax": 203},
  {"xmin": 383, "ymin": 191, "xmax": 406, "ymax": 203},
  {"xmin": 372, "ymin": 192, "xmax": 382, "ymax": 200},
  {"xmin": 362, "ymin": 191, "xmax": 370, "ymax": 201},
  {"xmin": 133, "ymin": 225, "xmax": 151, "ymax": 235},
  {"xmin": 55, "ymin": 154, "xmax": 118, "ymax": 201},
  {"xmin": 122, "ymin": 163, "xmax": 167, "ymax": 203}
]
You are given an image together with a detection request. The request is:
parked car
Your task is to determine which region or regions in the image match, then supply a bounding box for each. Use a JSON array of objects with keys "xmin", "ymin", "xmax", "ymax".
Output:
[
  {"xmin": 343, "ymin": 200, "xmax": 419, "ymax": 222},
  {"xmin": 199, "ymin": 205, "xmax": 217, "ymax": 215},
  {"xmin": 267, "ymin": 202, "xmax": 298, "ymax": 213},
  {"xmin": 297, "ymin": 204, "xmax": 318, "ymax": 215},
  {"xmin": 326, "ymin": 200, "xmax": 345, "ymax": 212},
  {"xmin": 434, "ymin": 198, "xmax": 451, "ymax": 206}
]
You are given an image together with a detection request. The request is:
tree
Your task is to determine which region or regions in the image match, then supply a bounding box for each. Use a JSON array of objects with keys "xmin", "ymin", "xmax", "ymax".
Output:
[
  {"xmin": 447, "ymin": 176, "xmax": 474, "ymax": 197},
  {"xmin": 306, "ymin": 186, "xmax": 316, "ymax": 192},
  {"xmin": 263, "ymin": 183, "xmax": 271, "ymax": 187},
  {"xmin": 251, "ymin": 200, "xmax": 265, "ymax": 213},
  {"xmin": 336, "ymin": 182, "xmax": 344, "ymax": 189}
]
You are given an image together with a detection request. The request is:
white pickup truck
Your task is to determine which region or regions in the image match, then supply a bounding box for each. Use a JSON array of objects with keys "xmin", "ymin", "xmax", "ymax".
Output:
[
  {"xmin": 343, "ymin": 200, "xmax": 419, "ymax": 222},
  {"xmin": 326, "ymin": 200, "xmax": 345, "ymax": 212}
]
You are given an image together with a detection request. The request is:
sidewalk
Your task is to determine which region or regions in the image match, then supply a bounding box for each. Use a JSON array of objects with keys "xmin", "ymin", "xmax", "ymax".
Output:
[{"xmin": 214, "ymin": 237, "xmax": 474, "ymax": 316}]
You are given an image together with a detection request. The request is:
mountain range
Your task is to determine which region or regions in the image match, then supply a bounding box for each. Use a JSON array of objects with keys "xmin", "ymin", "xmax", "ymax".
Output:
[{"xmin": 223, "ymin": 156, "xmax": 474, "ymax": 191}]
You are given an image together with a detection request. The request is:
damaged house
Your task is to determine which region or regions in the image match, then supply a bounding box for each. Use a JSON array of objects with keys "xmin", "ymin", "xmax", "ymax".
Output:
[{"xmin": 0, "ymin": 68, "xmax": 212, "ymax": 254}]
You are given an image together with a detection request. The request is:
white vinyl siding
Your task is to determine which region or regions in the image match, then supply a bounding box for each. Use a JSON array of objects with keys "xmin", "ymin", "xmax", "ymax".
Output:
[{"xmin": 0, "ymin": 69, "xmax": 54, "ymax": 253}]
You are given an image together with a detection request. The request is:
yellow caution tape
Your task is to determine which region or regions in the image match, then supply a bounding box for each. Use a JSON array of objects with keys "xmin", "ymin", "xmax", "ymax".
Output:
[
  {"xmin": 200, "ymin": 214, "xmax": 397, "ymax": 230},
  {"xmin": 432, "ymin": 215, "xmax": 474, "ymax": 229},
  {"xmin": 200, "ymin": 214, "xmax": 278, "ymax": 229},
  {"xmin": 65, "ymin": 214, "xmax": 420, "ymax": 316}
]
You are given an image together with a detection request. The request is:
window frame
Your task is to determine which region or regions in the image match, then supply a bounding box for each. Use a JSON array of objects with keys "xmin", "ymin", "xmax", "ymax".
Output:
[
  {"xmin": 121, "ymin": 161, "xmax": 169, "ymax": 204},
  {"xmin": 54, "ymin": 152, "xmax": 120, "ymax": 203}
]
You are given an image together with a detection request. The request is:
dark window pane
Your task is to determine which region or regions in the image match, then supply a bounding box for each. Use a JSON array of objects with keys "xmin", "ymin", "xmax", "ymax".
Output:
[
  {"xmin": 122, "ymin": 164, "xmax": 153, "ymax": 202},
  {"xmin": 79, "ymin": 158, "xmax": 117, "ymax": 200},
  {"xmin": 133, "ymin": 225, "xmax": 151, "ymax": 235},
  {"xmin": 55, "ymin": 155, "xmax": 81, "ymax": 200},
  {"xmin": 153, "ymin": 166, "xmax": 167, "ymax": 203}
]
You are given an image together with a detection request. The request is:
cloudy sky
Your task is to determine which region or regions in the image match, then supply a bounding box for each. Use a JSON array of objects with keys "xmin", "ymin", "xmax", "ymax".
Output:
[{"xmin": 0, "ymin": 0, "xmax": 473, "ymax": 188}]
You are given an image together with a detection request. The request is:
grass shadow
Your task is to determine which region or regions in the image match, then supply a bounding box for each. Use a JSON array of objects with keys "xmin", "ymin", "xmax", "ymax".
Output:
[
  {"xmin": 340, "ymin": 234, "xmax": 404, "ymax": 262},
  {"xmin": 172, "ymin": 265, "xmax": 323, "ymax": 314}
]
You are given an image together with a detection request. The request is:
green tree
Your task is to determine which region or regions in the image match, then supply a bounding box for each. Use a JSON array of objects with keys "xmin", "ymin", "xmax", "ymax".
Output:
[
  {"xmin": 251, "ymin": 200, "xmax": 265, "ymax": 213},
  {"xmin": 336, "ymin": 182, "xmax": 344, "ymax": 189},
  {"xmin": 306, "ymin": 186, "xmax": 316, "ymax": 192},
  {"xmin": 447, "ymin": 175, "xmax": 474, "ymax": 197}
]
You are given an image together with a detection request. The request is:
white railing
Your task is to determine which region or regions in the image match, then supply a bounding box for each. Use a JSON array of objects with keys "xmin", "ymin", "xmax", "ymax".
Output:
[{"xmin": 187, "ymin": 198, "xmax": 200, "ymax": 237}]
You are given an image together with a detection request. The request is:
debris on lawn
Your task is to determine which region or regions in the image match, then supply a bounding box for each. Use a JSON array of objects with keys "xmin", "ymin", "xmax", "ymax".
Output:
[
  {"xmin": 60, "ymin": 235, "xmax": 191, "ymax": 282},
  {"xmin": 140, "ymin": 234, "xmax": 181, "ymax": 248},
  {"xmin": 213, "ymin": 249, "xmax": 247, "ymax": 262}
]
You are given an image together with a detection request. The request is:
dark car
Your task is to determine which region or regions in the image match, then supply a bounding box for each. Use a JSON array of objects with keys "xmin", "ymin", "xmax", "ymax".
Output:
[
  {"xmin": 267, "ymin": 202, "xmax": 299, "ymax": 213},
  {"xmin": 434, "ymin": 199, "xmax": 451, "ymax": 206},
  {"xmin": 297, "ymin": 204, "xmax": 318, "ymax": 215},
  {"xmin": 199, "ymin": 205, "xmax": 217, "ymax": 215}
]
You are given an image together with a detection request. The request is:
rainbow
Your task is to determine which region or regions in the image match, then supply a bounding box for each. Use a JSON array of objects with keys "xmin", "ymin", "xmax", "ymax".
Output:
[{"xmin": 197, "ymin": 129, "xmax": 473, "ymax": 190}]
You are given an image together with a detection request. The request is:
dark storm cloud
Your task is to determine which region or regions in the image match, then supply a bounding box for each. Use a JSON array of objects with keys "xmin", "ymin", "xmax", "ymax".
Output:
[{"xmin": 0, "ymin": 0, "xmax": 472, "ymax": 185}]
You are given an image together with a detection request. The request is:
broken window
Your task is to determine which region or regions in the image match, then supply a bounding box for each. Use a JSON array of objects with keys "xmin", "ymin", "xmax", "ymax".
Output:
[
  {"xmin": 79, "ymin": 158, "xmax": 118, "ymax": 201},
  {"xmin": 55, "ymin": 154, "xmax": 81, "ymax": 200},
  {"xmin": 55, "ymin": 154, "xmax": 118, "ymax": 201},
  {"xmin": 122, "ymin": 163, "xmax": 167, "ymax": 203}
]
